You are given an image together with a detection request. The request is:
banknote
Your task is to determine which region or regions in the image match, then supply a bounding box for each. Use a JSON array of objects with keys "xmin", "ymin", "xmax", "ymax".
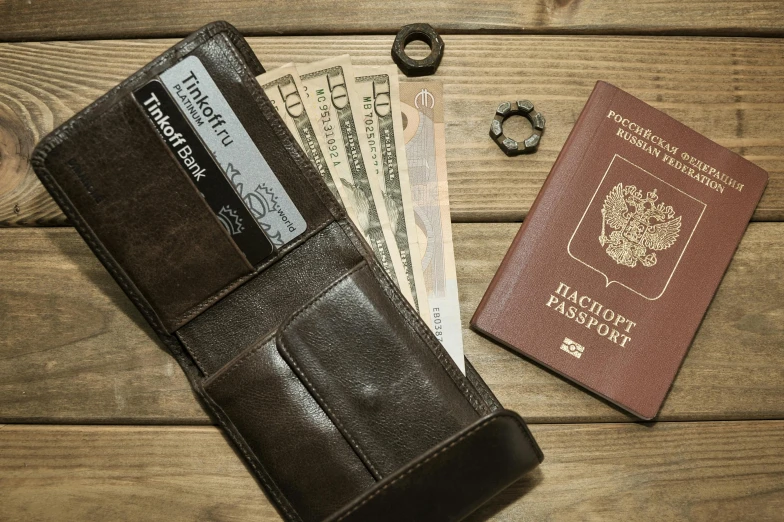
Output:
[
  {"xmin": 256, "ymin": 64, "xmax": 350, "ymax": 209},
  {"xmin": 399, "ymin": 81, "xmax": 465, "ymax": 373},
  {"xmin": 298, "ymin": 56, "xmax": 413, "ymax": 304},
  {"xmin": 355, "ymin": 66, "xmax": 431, "ymax": 321}
]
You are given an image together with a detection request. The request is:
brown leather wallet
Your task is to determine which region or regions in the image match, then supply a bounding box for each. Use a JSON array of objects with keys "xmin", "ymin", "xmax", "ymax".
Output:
[{"xmin": 31, "ymin": 22, "xmax": 543, "ymax": 522}]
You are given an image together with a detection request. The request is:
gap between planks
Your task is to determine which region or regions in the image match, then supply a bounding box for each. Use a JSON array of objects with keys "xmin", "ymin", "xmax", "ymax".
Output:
[{"xmin": 1, "ymin": 35, "xmax": 783, "ymax": 225}]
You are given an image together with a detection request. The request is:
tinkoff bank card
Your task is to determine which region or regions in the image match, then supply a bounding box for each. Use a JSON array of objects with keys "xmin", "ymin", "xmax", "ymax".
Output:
[
  {"xmin": 160, "ymin": 56, "xmax": 306, "ymax": 247},
  {"xmin": 133, "ymin": 80, "xmax": 274, "ymax": 265},
  {"xmin": 134, "ymin": 55, "xmax": 306, "ymax": 259}
]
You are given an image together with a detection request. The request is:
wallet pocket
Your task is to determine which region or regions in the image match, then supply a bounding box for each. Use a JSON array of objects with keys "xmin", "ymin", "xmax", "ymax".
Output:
[
  {"xmin": 177, "ymin": 221, "xmax": 364, "ymax": 375},
  {"xmin": 203, "ymin": 260, "xmax": 485, "ymax": 521},
  {"xmin": 277, "ymin": 263, "xmax": 482, "ymax": 478},
  {"xmin": 203, "ymin": 336, "xmax": 375, "ymax": 522}
]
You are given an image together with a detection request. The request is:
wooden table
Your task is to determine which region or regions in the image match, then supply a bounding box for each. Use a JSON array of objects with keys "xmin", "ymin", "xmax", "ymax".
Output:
[{"xmin": 1, "ymin": 3, "xmax": 783, "ymax": 520}]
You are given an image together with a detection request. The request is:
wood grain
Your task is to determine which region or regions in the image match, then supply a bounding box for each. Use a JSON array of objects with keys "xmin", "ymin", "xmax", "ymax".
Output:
[
  {"xmin": 0, "ymin": 1, "xmax": 783, "ymax": 41},
  {"xmin": 0, "ymin": 228, "xmax": 207, "ymax": 423},
  {"xmin": 0, "ymin": 421, "xmax": 781, "ymax": 521},
  {"xmin": 1, "ymin": 224, "xmax": 781, "ymax": 424},
  {"xmin": 1, "ymin": 35, "xmax": 783, "ymax": 226},
  {"xmin": 0, "ymin": 424, "xmax": 280, "ymax": 521},
  {"xmin": 470, "ymin": 420, "xmax": 784, "ymax": 522}
]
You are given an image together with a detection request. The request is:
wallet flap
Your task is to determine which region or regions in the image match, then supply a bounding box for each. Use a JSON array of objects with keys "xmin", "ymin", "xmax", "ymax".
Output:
[
  {"xmin": 203, "ymin": 335, "xmax": 375, "ymax": 522},
  {"xmin": 326, "ymin": 410, "xmax": 543, "ymax": 522},
  {"xmin": 277, "ymin": 263, "xmax": 485, "ymax": 478}
]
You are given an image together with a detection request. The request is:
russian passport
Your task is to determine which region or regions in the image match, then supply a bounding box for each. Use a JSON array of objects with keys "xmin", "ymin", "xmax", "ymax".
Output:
[{"xmin": 472, "ymin": 81, "xmax": 768, "ymax": 419}]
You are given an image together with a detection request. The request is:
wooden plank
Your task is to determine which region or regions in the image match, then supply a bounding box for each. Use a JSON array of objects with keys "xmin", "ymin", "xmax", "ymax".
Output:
[
  {"xmin": 0, "ymin": 421, "xmax": 781, "ymax": 520},
  {"xmin": 0, "ymin": 424, "xmax": 280, "ymax": 521},
  {"xmin": 0, "ymin": 227, "xmax": 206, "ymax": 423},
  {"xmin": 1, "ymin": 35, "xmax": 783, "ymax": 226},
  {"xmin": 472, "ymin": 420, "xmax": 784, "ymax": 522},
  {"xmin": 1, "ymin": 224, "xmax": 781, "ymax": 424},
  {"xmin": 0, "ymin": 1, "xmax": 782, "ymax": 41}
]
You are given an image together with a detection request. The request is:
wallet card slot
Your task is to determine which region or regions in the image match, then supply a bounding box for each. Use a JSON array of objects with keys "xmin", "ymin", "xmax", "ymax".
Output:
[
  {"xmin": 34, "ymin": 29, "xmax": 342, "ymax": 335},
  {"xmin": 132, "ymin": 78, "xmax": 275, "ymax": 265},
  {"xmin": 203, "ymin": 336, "xmax": 375, "ymax": 522},
  {"xmin": 177, "ymin": 221, "xmax": 363, "ymax": 376},
  {"xmin": 40, "ymin": 94, "xmax": 255, "ymax": 332},
  {"xmin": 276, "ymin": 263, "xmax": 481, "ymax": 478}
]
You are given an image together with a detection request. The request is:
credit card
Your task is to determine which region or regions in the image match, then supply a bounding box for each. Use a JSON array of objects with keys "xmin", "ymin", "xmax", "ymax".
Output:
[
  {"xmin": 133, "ymin": 80, "xmax": 274, "ymax": 265},
  {"xmin": 159, "ymin": 56, "xmax": 307, "ymax": 246}
]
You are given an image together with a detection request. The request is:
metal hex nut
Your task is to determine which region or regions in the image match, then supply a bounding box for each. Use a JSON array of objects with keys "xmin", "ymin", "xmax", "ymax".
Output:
[
  {"xmin": 489, "ymin": 100, "xmax": 546, "ymax": 156},
  {"xmin": 516, "ymin": 100, "xmax": 534, "ymax": 113},
  {"xmin": 502, "ymin": 137, "xmax": 519, "ymax": 151},
  {"xmin": 490, "ymin": 119, "xmax": 503, "ymax": 137},
  {"xmin": 392, "ymin": 23, "xmax": 445, "ymax": 77},
  {"xmin": 496, "ymin": 102, "xmax": 512, "ymax": 116}
]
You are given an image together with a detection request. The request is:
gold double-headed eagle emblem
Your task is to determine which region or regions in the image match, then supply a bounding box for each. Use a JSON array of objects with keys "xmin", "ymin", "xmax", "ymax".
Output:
[{"xmin": 599, "ymin": 183, "xmax": 682, "ymax": 268}]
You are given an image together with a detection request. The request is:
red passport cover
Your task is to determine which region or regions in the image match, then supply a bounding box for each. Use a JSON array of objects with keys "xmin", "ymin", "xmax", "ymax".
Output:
[{"xmin": 471, "ymin": 81, "xmax": 768, "ymax": 419}]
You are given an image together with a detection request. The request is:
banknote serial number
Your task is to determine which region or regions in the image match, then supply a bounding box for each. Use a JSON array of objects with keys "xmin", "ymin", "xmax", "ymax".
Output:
[{"xmin": 432, "ymin": 307, "xmax": 444, "ymax": 342}]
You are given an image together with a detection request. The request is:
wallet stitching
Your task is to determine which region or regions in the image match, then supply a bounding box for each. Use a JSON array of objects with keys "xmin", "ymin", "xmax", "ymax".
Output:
[
  {"xmin": 32, "ymin": 25, "xmax": 337, "ymax": 333},
  {"xmin": 204, "ymin": 330, "xmax": 277, "ymax": 389},
  {"xmin": 466, "ymin": 366, "xmax": 500, "ymax": 411},
  {"xmin": 36, "ymin": 89, "xmax": 334, "ymax": 334},
  {"xmin": 31, "ymin": 25, "xmax": 223, "ymax": 158},
  {"xmin": 126, "ymin": 92, "xmax": 255, "ymax": 273},
  {"xmin": 332, "ymin": 218, "xmax": 489, "ymax": 415},
  {"xmin": 335, "ymin": 412, "xmax": 533, "ymax": 521},
  {"xmin": 197, "ymin": 381, "xmax": 302, "ymax": 522},
  {"xmin": 29, "ymin": 26, "xmax": 251, "ymax": 334},
  {"xmin": 31, "ymin": 25, "xmax": 306, "ymax": 522},
  {"xmin": 176, "ymin": 331, "xmax": 209, "ymax": 375},
  {"xmin": 276, "ymin": 262, "xmax": 384, "ymax": 480},
  {"xmin": 171, "ymin": 32, "xmax": 340, "ymax": 328},
  {"xmin": 205, "ymin": 259, "xmax": 362, "ymax": 389},
  {"xmin": 222, "ymin": 27, "xmax": 264, "ymax": 75},
  {"xmin": 171, "ymin": 32, "xmax": 341, "ymax": 328},
  {"xmin": 157, "ymin": 327, "xmax": 301, "ymax": 520},
  {"xmin": 173, "ymin": 214, "xmax": 333, "ymax": 328},
  {"xmin": 34, "ymin": 167, "xmax": 175, "ymax": 337},
  {"xmin": 38, "ymin": 85, "xmax": 333, "ymax": 332},
  {"xmin": 178, "ymin": 211, "xmax": 330, "ymax": 368}
]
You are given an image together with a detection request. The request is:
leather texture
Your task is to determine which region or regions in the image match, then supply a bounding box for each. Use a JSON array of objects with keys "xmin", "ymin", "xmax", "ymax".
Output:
[
  {"xmin": 205, "ymin": 335, "xmax": 376, "ymax": 521},
  {"xmin": 326, "ymin": 410, "xmax": 543, "ymax": 522},
  {"xmin": 31, "ymin": 21, "xmax": 543, "ymax": 522},
  {"xmin": 178, "ymin": 221, "xmax": 364, "ymax": 376},
  {"xmin": 277, "ymin": 263, "xmax": 486, "ymax": 478}
]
